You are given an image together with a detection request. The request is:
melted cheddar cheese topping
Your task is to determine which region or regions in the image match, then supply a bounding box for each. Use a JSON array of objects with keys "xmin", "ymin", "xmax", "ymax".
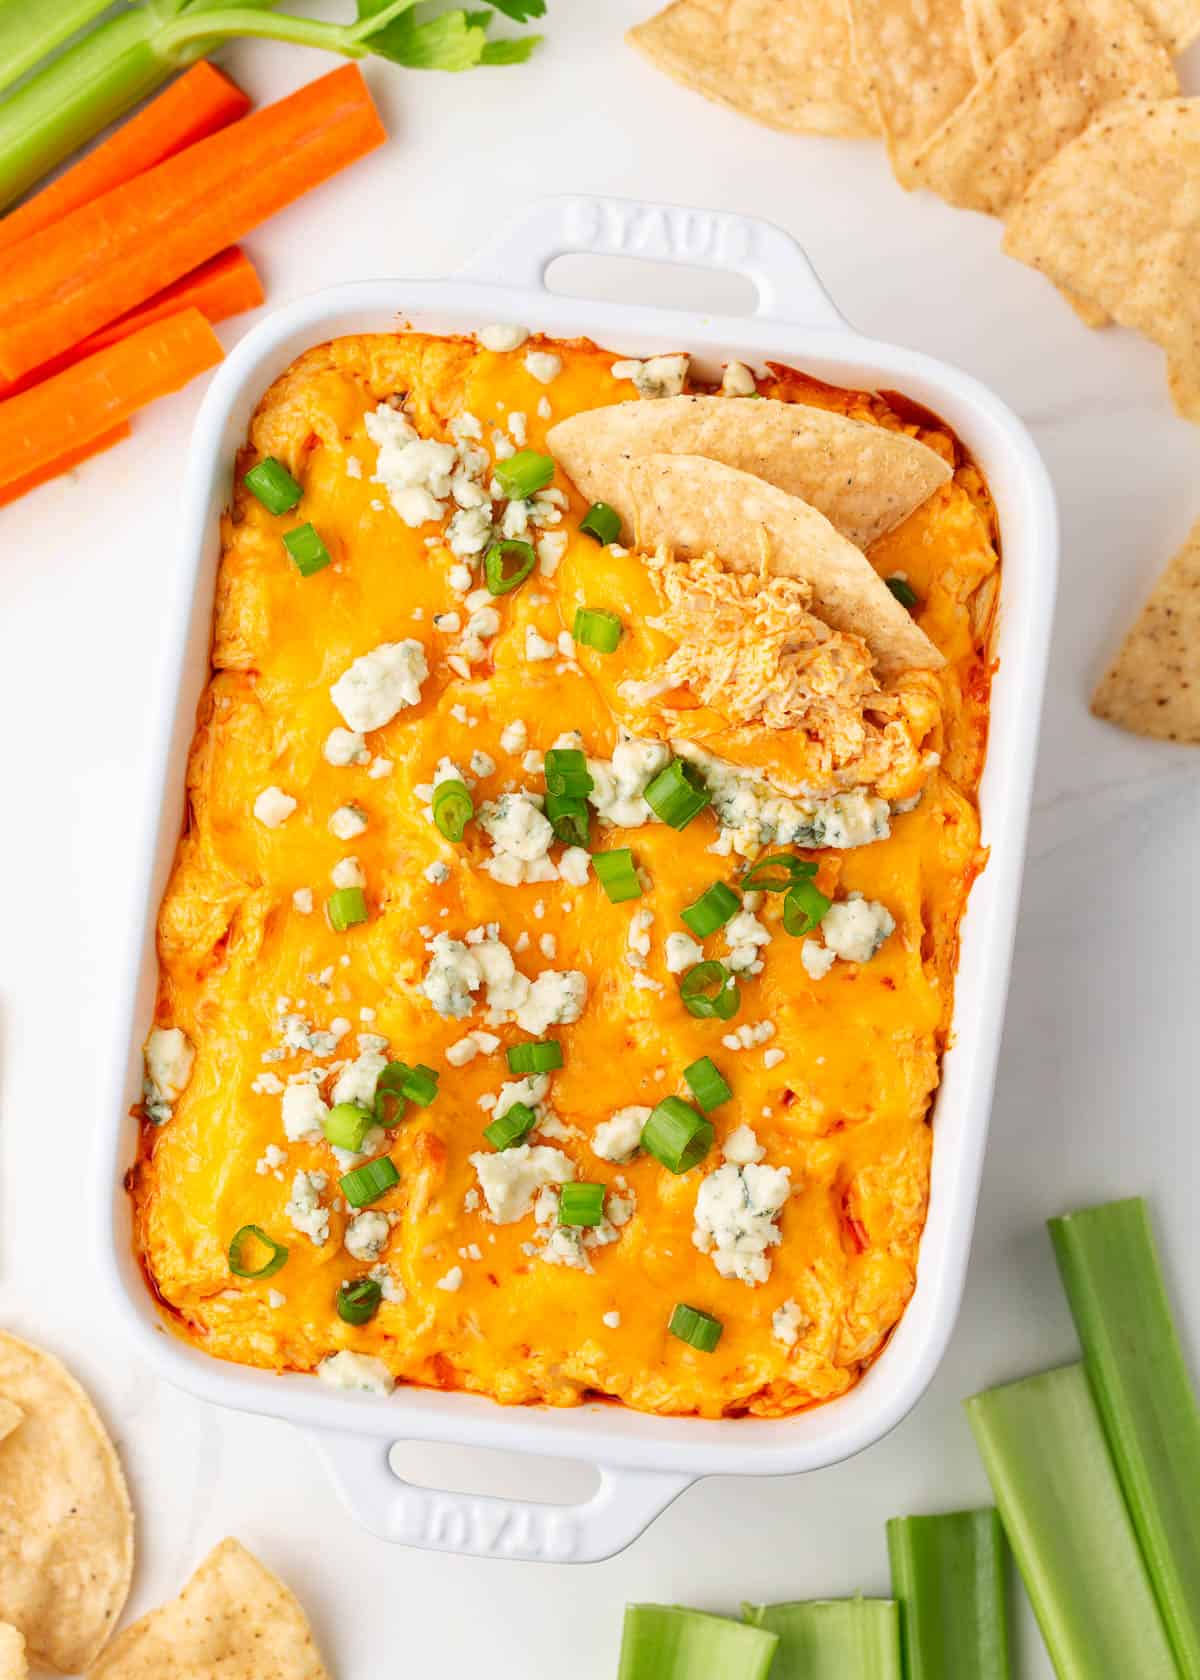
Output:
[{"xmin": 130, "ymin": 334, "xmax": 998, "ymax": 1418}]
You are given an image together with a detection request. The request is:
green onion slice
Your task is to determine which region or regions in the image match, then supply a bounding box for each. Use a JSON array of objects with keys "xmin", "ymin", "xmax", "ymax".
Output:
[
  {"xmin": 618, "ymin": 1606, "xmax": 777, "ymax": 1680},
  {"xmin": 283, "ymin": 522, "xmax": 332, "ymax": 577},
  {"xmin": 545, "ymin": 790, "xmax": 590, "ymax": 847},
  {"xmin": 228, "ymin": 1225, "xmax": 288, "ymax": 1280},
  {"xmin": 400, "ymin": 1062, "xmax": 439, "ymax": 1106},
  {"xmin": 967, "ymin": 1364, "xmax": 1177, "ymax": 1680},
  {"xmin": 1049, "ymin": 1198, "xmax": 1200, "ymax": 1676},
  {"xmin": 327, "ymin": 886, "xmax": 368, "ymax": 932},
  {"xmin": 506, "ymin": 1040, "xmax": 563, "ymax": 1074},
  {"xmin": 432, "ymin": 778, "xmax": 474, "ymax": 842},
  {"xmin": 558, "ymin": 1182, "xmax": 606, "ymax": 1227},
  {"xmin": 244, "ymin": 457, "xmax": 302, "ymax": 515},
  {"xmin": 494, "ymin": 448, "xmax": 555, "ymax": 501},
  {"xmin": 573, "ymin": 606, "xmax": 623, "ymax": 654},
  {"xmin": 683, "ymin": 1056, "xmax": 732, "ymax": 1113},
  {"xmin": 593, "ymin": 848, "xmax": 642, "ymax": 904},
  {"xmin": 679, "ymin": 960, "xmax": 740, "ymax": 1021},
  {"xmin": 644, "ymin": 759, "xmax": 712, "ymax": 830},
  {"xmin": 886, "ymin": 575, "xmax": 920, "ymax": 609},
  {"xmin": 544, "ymin": 747, "xmax": 593, "ymax": 799},
  {"xmin": 323, "ymin": 1101, "xmax": 375, "ymax": 1152},
  {"xmin": 740, "ymin": 853, "xmax": 818, "ymax": 894},
  {"xmin": 483, "ymin": 1101, "xmax": 538, "ymax": 1151},
  {"xmin": 743, "ymin": 1600, "xmax": 902, "ymax": 1679},
  {"xmin": 643, "ymin": 1096, "xmax": 713, "ymax": 1174},
  {"xmin": 680, "ymin": 880, "xmax": 741, "ymax": 938},
  {"xmin": 580, "ymin": 500, "xmax": 621, "ymax": 545},
  {"xmin": 336, "ymin": 1277, "xmax": 383, "ymax": 1327},
  {"xmin": 887, "ymin": 1510, "xmax": 1010, "ymax": 1680},
  {"xmin": 484, "ymin": 537, "xmax": 536, "ymax": 596},
  {"xmin": 668, "ymin": 1302, "xmax": 723, "ymax": 1352},
  {"xmin": 782, "ymin": 879, "xmax": 832, "ymax": 937},
  {"xmin": 340, "ymin": 1154, "xmax": 399, "ymax": 1209}
]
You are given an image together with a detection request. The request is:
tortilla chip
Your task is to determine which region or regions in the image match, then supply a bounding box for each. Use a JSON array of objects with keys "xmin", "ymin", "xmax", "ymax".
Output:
[
  {"xmin": 0, "ymin": 1332, "xmax": 133, "ymax": 1673},
  {"xmin": 844, "ymin": 0, "xmax": 978, "ymax": 184},
  {"xmin": 87, "ymin": 1538, "xmax": 330, "ymax": 1680},
  {"xmin": 1092, "ymin": 515, "xmax": 1200, "ymax": 740},
  {"xmin": 621, "ymin": 452, "xmax": 944, "ymax": 674},
  {"xmin": 911, "ymin": 0, "xmax": 1176, "ymax": 215},
  {"xmin": 0, "ymin": 1401, "xmax": 20, "ymax": 1447},
  {"xmin": 0, "ymin": 1626, "xmax": 26, "ymax": 1680},
  {"xmin": 1004, "ymin": 98, "xmax": 1200, "ymax": 419},
  {"xmin": 967, "ymin": 0, "xmax": 1200, "ymax": 58},
  {"xmin": 628, "ymin": 0, "xmax": 877, "ymax": 137},
  {"xmin": 547, "ymin": 394, "xmax": 951, "ymax": 550}
]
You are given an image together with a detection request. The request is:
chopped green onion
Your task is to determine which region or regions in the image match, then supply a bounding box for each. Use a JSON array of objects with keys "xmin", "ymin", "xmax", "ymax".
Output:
[
  {"xmin": 743, "ymin": 1600, "xmax": 902, "ymax": 1678},
  {"xmin": 558, "ymin": 1182, "xmax": 605, "ymax": 1226},
  {"xmin": 283, "ymin": 523, "xmax": 333, "ymax": 577},
  {"xmin": 782, "ymin": 879, "xmax": 832, "ymax": 937},
  {"xmin": 433, "ymin": 778, "xmax": 474, "ymax": 842},
  {"xmin": 618, "ymin": 1606, "xmax": 777, "ymax": 1680},
  {"xmin": 668, "ymin": 1303, "xmax": 723, "ymax": 1352},
  {"xmin": 323, "ymin": 1101, "xmax": 375, "ymax": 1152},
  {"xmin": 966, "ymin": 1364, "xmax": 1177, "ymax": 1680},
  {"xmin": 545, "ymin": 747, "xmax": 594, "ymax": 799},
  {"xmin": 680, "ymin": 880, "xmax": 741, "ymax": 938},
  {"xmin": 506, "ymin": 1040, "xmax": 563, "ymax": 1074},
  {"xmin": 573, "ymin": 606, "xmax": 623, "ymax": 654},
  {"xmin": 886, "ymin": 575, "xmax": 920, "ymax": 609},
  {"xmin": 483, "ymin": 1101, "xmax": 538, "ymax": 1151},
  {"xmin": 593, "ymin": 848, "xmax": 642, "ymax": 903},
  {"xmin": 340, "ymin": 1154, "xmax": 399, "ymax": 1209},
  {"xmin": 644, "ymin": 759, "xmax": 711, "ymax": 829},
  {"xmin": 327, "ymin": 887, "xmax": 368, "ymax": 932},
  {"xmin": 887, "ymin": 1511, "xmax": 1011, "ymax": 1680},
  {"xmin": 580, "ymin": 500, "xmax": 621, "ymax": 545},
  {"xmin": 228, "ymin": 1225, "xmax": 288, "ymax": 1281},
  {"xmin": 679, "ymin": 960, "xmax": 740, "ymax": 1021},
  {"xmin": 494, "ymin": 448, "xmax": 555, "ymax": 500},
  {"xmin": 643, "ymin": 1096, "xmax": 713, "ymax": 1174},
  {"xmin": 401, "ymin": 1063, "xmax": 439, "ymax": 1105},
  {"xmin": 373, "ymin": 1063, "xmax": 408, "ymax": 1126},
  {"xmin": 484, "ymin": 538, "xmax": 536, "ymax": 596},
  {"xmin": 373, "ymin": 1061, "xmax": 439, "ymax": 1126},
  {"xmin": 683, "ymin": 1056, "xmax": 732, "ymax": 1113},
  {"xmin": 740, "ymin": 853, "xmax": 819, "ymax": 893},
  {"xmin": 244, "ymin": 457, "xmax": 302, "ymax": 515},
  {"xmin": 545, "ymin": 790, "xmax": 590, "ymax": 847},
  {"xmin": 1049, "ymin": 1198, "xmax": 1200, "ymax": 1676},
  {"xmin": 336, "ymin": 1277, "xmax": 383, "ymax": 1327}
]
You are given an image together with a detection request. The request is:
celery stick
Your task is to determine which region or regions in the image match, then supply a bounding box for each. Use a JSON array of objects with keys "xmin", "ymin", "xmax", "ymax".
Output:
[
  {"xmin": 967, "ymin": 1363, "xmax": 1176, "ymax": 1678},
  {"xmin": 0, "ymin": 10, "xmax": 168, "ymax": 210},
  {"xmin": 0, "ymin": 0, "xmax": 118, "ymax": 97},
  {"xmin": 887, "ymin": 1510, "xmax": 1010, "ymax": 1680},
  {"xmin": 742, "ymin": 1597, "xmax": 901, "ymax": 1678},
  {"xmin": 1050, "ymin": 1197, "xmax": 1200, "ymax": 1679},
  {"xmin": 617, "ymin": 1606, "xmax": 777, "ymax": 1680}
]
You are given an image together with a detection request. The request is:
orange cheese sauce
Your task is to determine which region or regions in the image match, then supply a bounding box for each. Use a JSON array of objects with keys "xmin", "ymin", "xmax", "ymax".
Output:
[{"xmin": 130, "ymin": 335, "xmax": 998, "ymax": 1418}]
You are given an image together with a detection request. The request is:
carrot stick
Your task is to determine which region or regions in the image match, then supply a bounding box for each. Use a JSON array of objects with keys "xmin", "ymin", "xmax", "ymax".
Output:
[
  {"xmin": 0, "ymin": 64, "xmax": 384, "ymax": 384},
  {"xmin": 0, "ymin": 248, "xmax": 262, "ymax": 399},
  {"xmin": 0, "ymin": 423, "xmax": 131, "ymax": 509},
  {"xmin": 0, "ymin": 308, "xmax": 223, "ymax": 490},
  {"xmin": 0, "ymin": 62, "xmax": 249, "ymax": 256}
]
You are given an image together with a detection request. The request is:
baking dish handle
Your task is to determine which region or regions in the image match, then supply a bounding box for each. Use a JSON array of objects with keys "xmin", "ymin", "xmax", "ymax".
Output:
[
  {"xmin": 307, "ymin": 1429, "xmax": 692, "ymax": 1562},
  {"xmin": 456, "ymin": 193, "xmax": 847, "ymax": 331}
]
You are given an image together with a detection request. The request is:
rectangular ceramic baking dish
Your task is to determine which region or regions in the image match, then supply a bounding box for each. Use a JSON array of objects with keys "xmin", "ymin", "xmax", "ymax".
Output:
[{"xmin": 98, "ymin": 194, "xmax": 1057, "ymax": 1563}]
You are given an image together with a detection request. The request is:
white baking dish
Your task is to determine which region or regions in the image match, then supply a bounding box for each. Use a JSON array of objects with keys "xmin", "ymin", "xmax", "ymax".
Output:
[{"xmin": 97, "ymin": 194, "xmax": 1057, "ymax": 1563}]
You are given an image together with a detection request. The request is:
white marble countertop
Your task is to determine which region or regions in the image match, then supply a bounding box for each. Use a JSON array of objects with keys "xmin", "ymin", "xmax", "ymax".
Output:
[{"xmin": 2, "ymin": 5, "xmax": 1197, "ymax": 1672}]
